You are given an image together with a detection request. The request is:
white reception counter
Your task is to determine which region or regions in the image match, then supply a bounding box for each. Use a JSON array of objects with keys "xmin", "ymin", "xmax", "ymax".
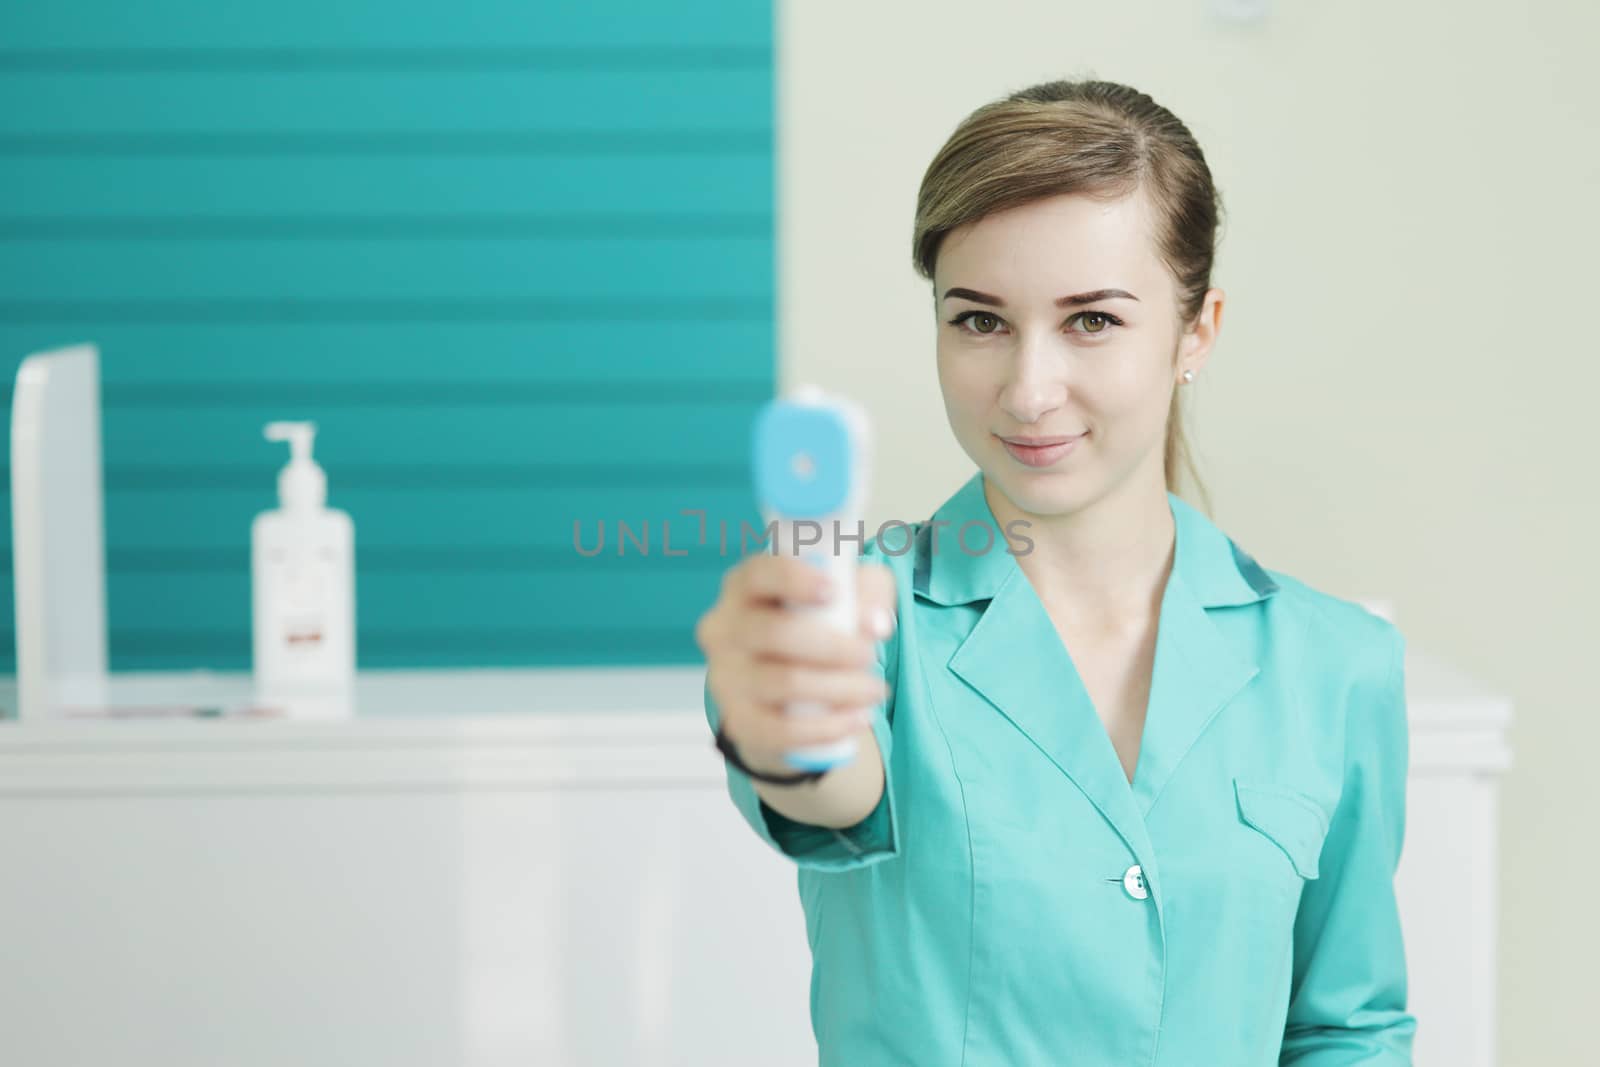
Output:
[{"xmin": 0, "ymin": 655, "xmax": 1511, "ymax": 1067}]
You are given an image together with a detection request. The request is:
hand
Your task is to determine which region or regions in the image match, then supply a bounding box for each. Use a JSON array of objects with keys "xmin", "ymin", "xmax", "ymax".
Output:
[{"xmin": 695, "ymin": 553, "xmax": 898, "ymax": 775}]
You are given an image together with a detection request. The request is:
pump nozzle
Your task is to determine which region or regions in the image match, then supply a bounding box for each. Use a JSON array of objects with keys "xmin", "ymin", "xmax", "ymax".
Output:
[{"xmin": 264, "ymin": 421, "xmax": 327, "ymax": 511}]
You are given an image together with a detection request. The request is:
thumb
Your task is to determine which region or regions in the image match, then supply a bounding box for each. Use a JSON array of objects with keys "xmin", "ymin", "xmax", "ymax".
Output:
[{"xmin": 855, "ymin": 560, "xmax": 898, "ymax": 640}]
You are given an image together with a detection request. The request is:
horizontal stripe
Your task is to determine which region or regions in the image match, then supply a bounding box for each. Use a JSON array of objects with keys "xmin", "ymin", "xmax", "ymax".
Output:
[
  {"xmin": 0, "ymin": 1, "xmax": 769, "ymax": 51},
  {"xmin": 0, "ymin": 130, "xmax": 768, "ymax": 156},
  {"xmin": 0, "ymin": 69, "xmax": 768, "ymax": 138},
  {"xmin": 33, "ymin": 403, "xmax": 761, "ymax": 470},
  {"xmin": 0, "ymin": 488, "xmax": 766, "ymax": 553},
  {"xmin": 0, "ymin": 156, "xmax": 773, "ymax": 217},
  {"xmin": 0, "ymin": 381, "xmax": 769, "ymax": 406},
  {"xmin": 0, "ymin": 46, "xmax": 769, "ymax": 73},
  {"xmin": 105, "ymin": 545, "xmax": 739, "ymax": 572},
  {"xmin": 0, "ymin": 321, "xmax": 774, "ymax": 385},
  {"xmin": 0, "ymin": 212, "xmax": 771, "ymax": 240},
  {"xmin": 0, "ymin": 463, "xmax": 749, "ymax": 491},
  {"xmin": 0, "ymin": 237, "xmax": 771, "ymax": 304},
  {"xmin": 0, "ymin": 628, "xmax": 700, "ymax": 672},
  {"xmin": 0, "ymin": 297, "xmax": 771, "ymax": 323},
  {"xmin": 6, "ymin": 410, "xmax": 757, "ymax": 468}
]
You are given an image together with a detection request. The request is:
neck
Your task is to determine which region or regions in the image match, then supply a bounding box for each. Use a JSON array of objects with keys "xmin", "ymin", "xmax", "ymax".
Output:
[{"xmin": 984, "ymin": 473, "xmax": 1176, "ymax": 636}]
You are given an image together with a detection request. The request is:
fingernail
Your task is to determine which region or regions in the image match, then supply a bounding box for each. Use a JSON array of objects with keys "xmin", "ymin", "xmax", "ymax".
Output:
[{"xmin": 871, "ymin": 608, "xmax": 895, "ymax": 638}]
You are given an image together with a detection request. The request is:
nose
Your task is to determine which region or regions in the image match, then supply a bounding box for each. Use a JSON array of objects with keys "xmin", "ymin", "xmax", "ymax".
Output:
[{"xmin": 998, "ymin": 338, "xmax": 1066, "ymax": 426}]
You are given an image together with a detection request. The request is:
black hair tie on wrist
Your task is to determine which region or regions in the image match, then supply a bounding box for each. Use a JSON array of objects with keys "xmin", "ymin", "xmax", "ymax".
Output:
[{"xmin": 713, "ymin": 724, "xmax": 828, "ymax": 785}]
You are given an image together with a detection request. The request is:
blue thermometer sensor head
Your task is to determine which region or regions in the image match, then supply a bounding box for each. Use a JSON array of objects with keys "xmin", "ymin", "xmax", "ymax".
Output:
[{"xmin": 753, "ymin": 401, "xmax": 855, "ymax": 518}]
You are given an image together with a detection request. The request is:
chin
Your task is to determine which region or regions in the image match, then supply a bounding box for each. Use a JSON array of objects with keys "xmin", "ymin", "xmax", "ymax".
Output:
[{"xmin": 984, "ymin": 461, "xmax": 1085, "ymax": 520}]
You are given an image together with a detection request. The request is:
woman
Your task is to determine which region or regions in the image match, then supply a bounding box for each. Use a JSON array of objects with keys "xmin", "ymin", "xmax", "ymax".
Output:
[{"xmin": 695, "ymin": 78, "xmax": 1414, "ymax": 1066}]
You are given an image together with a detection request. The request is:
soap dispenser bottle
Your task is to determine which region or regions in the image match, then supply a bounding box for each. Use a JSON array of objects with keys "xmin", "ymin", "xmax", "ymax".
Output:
[{"xmin": 251, "ymin": 421, "xmax": 355, "ymax": 696}]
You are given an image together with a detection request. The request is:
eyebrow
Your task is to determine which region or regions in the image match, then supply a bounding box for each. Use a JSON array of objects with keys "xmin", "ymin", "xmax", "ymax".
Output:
[{"xmin": 942, "ymin": 287, "xmax": 1140, "ymax": 308}]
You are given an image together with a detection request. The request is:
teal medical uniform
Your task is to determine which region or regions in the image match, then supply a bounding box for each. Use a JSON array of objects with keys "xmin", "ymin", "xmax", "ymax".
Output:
[{"xmin": 704, "ymin": 470, "xmax": 1416, "ymax": 1066}]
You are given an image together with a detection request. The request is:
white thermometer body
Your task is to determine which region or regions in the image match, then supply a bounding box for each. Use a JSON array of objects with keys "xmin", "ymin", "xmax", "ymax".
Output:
[{"xmin": 752, "ymin": 386, "xmax": 872, "ymax": 773}]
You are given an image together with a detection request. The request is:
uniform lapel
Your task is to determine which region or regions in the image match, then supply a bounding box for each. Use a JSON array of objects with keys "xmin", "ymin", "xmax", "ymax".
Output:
[
  {"xmin": 1130, "ymin": 527, "xmax": 1268, "ymax": 818},
  {"xmin": 913, "ymin": 470, "xmax": 1279, "ymax": 858}
]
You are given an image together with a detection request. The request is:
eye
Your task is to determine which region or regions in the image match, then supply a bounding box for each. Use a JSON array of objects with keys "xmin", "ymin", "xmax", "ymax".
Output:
[
  {"xmin": 948, "ymin": 310, "xmax": 1005, "ymax": 335},
  {"xmin": 1075, "ymin": 311, "xmax": 1123, "ymax": 334},
  {"xmin": 945, "ymin": 309, "xmax": 1126, "ymax": 337}
]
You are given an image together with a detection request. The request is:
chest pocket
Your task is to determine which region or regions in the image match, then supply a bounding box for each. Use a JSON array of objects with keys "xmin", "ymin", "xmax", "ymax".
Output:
[{"xmin": 1233, "ymin": 778, "xmax": 1330, "ymax": 880}]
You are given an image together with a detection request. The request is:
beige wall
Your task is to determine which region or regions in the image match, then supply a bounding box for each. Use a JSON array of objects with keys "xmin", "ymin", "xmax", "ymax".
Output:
[{"xmin": 778, "ymin": 1, "xmax": 1598, "ymax": 1060}]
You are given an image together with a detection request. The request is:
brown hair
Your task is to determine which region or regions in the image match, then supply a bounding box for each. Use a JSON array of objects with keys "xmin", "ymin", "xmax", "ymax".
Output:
[{"xmin": 912, "ymin": 78, "xmax": 1224, "ymax": 515}]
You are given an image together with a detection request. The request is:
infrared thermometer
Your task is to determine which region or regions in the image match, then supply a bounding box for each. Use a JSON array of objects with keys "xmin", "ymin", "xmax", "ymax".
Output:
[{"xmin": 752, "ymin": 385, "xmax": 872, "ymax": 773}]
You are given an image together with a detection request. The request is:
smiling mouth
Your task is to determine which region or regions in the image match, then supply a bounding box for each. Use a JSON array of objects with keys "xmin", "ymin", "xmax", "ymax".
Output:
[
  {"xmin": 997, "ymin": 432, "xmax": 1086, "ymax": 446},
  {"xmin": 996, "ymin": 432, "xmax": 1088, "ymax": 468}
]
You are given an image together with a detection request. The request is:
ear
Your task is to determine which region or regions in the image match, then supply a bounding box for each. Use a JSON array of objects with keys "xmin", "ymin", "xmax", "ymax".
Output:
[{"xmin": 1178, "ymin": 287, "xmax": 1225, "ymax": 377}]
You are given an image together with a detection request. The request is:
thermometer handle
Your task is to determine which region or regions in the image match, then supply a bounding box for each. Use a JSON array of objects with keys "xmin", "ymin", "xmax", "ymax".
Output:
[{"xmin": 767, "ymin": 514, "xmax": 861, "ymax": 773}]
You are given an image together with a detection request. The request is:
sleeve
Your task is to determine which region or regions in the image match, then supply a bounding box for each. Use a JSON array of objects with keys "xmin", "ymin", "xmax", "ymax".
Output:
[
  {"xmin": 1280, "ymin": 623, "xmax": 1419, "ymax": 1065},
  {"xmin": 701, "ymin": 617, "xmax": 901, "ymax": 873}
]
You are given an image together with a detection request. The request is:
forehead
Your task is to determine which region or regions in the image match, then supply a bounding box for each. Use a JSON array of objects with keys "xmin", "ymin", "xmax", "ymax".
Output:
[{"xmin": 935, "ymin": 190, "xmax": 1165, "ymax": 298}]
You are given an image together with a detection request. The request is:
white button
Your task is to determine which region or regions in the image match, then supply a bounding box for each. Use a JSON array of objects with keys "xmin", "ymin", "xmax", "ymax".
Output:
[{"xmin": 1122, "ymin": 864, "xmax": 1149, "ymax": 900}]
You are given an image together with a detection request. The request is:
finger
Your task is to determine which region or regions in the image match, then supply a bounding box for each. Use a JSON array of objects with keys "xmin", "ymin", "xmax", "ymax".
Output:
[
  {"xmin": 740, "ymin": 606, "xmax": 878, "ymax": 668},
  {"xmin": 855, "ymin": 560, "xmax": 898, "ymax": 639},
  {"xmin": 747, "ymin": 659, "xmax": 890, "ymax": 709},
  {"xmin": 693, "ymin": 605, "xmax": 722, "ymax": 656},
  {"xmin": 742, "ymin": 703, "xmax": 874, "ymax": 755},
  {"xmin": 726, "ymin": 553, "xmax": 831, "ymax": 609}
]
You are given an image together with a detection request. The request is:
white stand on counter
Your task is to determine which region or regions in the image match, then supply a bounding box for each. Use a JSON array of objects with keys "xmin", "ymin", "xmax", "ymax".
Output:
[{"xmin": 9, "ymin": 343, "xmax": 110, "ymax": 720}]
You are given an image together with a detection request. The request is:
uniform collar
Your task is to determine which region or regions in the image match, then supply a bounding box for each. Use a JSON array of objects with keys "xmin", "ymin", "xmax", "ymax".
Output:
[
  {"xmin": 911, "ymin": 468, "xmax": 1278, "ymax": 609},
  {"xmin": 905, "ymin": 468, "xmax": 1280, "ymax": 898}
]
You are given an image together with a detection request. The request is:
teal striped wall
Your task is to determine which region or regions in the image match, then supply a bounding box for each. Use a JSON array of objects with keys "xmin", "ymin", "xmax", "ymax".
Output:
[{"xmin": 0, "ymin": 1, "xmax": 773, "ymax": 670}]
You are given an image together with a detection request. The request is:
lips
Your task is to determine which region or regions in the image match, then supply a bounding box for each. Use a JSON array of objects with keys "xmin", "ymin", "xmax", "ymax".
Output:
[
  {"xmin": 999, "ymin": 434, "xmax": 1084, "ymax": 447},
  {"xmin": 998, "ymin": 432, "xmax": 1086, "ymax": 468}
]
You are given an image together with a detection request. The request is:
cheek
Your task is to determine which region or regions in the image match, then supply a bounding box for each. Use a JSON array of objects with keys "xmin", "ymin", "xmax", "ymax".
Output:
[
  {"xmin": 935, "ymin": 352, "xmax": 992, "ymax": 416},
  {"xmin": 1088, "ymin": 358, "xmax": 1171, "ymax": 422}
]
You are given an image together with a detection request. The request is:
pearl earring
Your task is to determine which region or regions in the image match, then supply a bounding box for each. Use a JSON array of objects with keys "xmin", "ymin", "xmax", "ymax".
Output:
[{"xmin": 1181, "ymin": 369, "xmax": 1195, "ymax": 383}]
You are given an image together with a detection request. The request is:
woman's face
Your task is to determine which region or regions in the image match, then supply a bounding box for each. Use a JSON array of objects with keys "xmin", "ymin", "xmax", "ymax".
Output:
[{"xmin": 933, "ymin": 189, "xmax": 1220, "ymax": 519}]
